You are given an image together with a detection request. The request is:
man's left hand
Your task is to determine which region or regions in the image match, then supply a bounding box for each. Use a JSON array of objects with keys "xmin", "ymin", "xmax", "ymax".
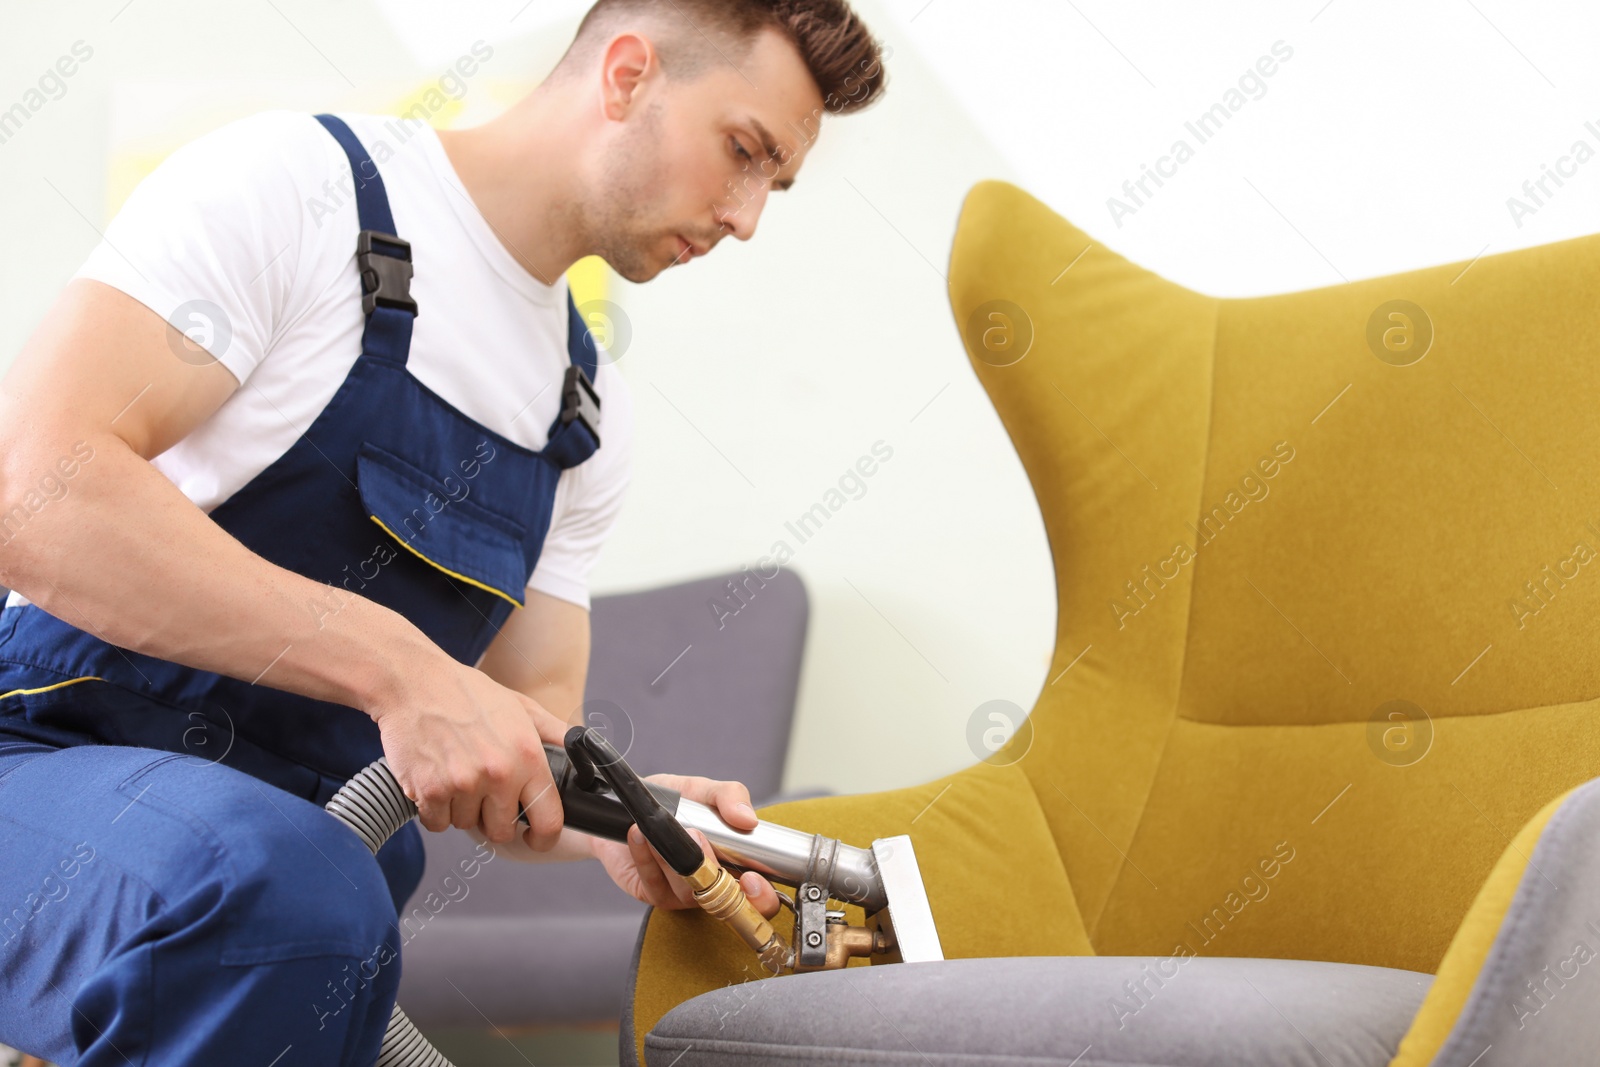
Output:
[{"xmin": 590, "ymin": 772, "xmax": 782, "ymax": 918}]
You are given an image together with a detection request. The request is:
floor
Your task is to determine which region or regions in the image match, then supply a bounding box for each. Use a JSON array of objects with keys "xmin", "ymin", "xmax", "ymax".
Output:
[
  {"xmin": 2, "ymin": 1026, "xmax": 624, "ymax": 1067},
  {"xmin": 425, "ymin": 1025, "xmax": 623, "ymax": 1065}
]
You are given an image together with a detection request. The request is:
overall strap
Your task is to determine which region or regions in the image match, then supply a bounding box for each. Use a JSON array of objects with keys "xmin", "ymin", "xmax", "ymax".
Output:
[
  {"xmin": 313, "ymin": 113, "xmax": 417, "ymax": 366},
  {"xmin": 566, "ymin": 290, "xmax": 600, "ymax": 384},
  {"xmin": 542, "ymin": 291, "xmax": 603, "ymax": 468}
]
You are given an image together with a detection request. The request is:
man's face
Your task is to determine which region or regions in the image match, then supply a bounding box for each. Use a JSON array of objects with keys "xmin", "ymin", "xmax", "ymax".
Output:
[{"xmin": 587, "ymin": 27, "xmax": 827, "ymax": 282}]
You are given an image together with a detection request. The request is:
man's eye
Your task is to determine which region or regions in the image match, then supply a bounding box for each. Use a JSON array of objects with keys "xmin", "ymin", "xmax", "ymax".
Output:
[{"xmin": 732, "ymin": 137, "xmax": 753, "ymax": 161}]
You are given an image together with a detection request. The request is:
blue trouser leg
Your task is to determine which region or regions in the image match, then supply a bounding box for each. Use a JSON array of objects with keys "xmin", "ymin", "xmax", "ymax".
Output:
[{"xmin": 0, "ymin": 739, "xmax": 413, "ymax": 1066}]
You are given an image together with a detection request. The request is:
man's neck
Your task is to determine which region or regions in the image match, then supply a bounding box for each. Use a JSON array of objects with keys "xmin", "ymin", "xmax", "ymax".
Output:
[{"xmin": 434, "ymin": 92, "xmax": 586, "ymax": 288}]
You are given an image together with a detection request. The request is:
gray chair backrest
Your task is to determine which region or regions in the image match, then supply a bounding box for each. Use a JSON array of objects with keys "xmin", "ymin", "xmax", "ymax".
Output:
[{"xmin": 585, "ymin": 566, "xmax": 807, "ymax": 801}]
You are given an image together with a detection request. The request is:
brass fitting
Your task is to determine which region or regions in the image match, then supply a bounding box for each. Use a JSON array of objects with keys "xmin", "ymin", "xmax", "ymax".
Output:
[
  {"xmin": 792, "ymin": 923, "xmax": 888, "ymax": 972},
  {"xmin": 686, "ymin": 860, "xmax": 793, "ymax": 974}
]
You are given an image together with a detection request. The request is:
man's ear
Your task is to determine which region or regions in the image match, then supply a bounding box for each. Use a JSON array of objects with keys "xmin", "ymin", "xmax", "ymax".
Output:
[{"xmin": 600, "ymin": 32, "xmax": 657, "ymax": 119}]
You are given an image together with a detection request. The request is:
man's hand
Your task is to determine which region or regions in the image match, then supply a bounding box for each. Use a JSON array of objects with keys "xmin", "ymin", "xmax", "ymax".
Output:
[
  {"xmin": 591, "ymin": 773, "xmax": 782, "ymax": 918},
  {"xmin": 368, "ymin": 660, "xmax": 571, "ymax": 851}
]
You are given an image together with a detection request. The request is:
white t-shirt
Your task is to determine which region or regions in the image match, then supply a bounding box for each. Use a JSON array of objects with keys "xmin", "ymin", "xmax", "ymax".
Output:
[{"xmin": 9, "ymin": 110, "xmax": 631, "ymax": 612}]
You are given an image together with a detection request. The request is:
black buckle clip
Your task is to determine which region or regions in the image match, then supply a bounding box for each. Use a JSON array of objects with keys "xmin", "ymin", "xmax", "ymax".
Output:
[
  {"xmin": 356, "ymin": 230, "xmax": 418, "ymax": 317},
  {"xmin": 560, "ymin": 364, "xmax": 602, "ymax": 443}
]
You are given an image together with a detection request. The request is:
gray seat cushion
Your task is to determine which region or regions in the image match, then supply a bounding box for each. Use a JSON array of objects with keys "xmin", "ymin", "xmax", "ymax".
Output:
[{"xmin": 644, "ymin": 956, "xmax": 1431, "ymax": 1067}]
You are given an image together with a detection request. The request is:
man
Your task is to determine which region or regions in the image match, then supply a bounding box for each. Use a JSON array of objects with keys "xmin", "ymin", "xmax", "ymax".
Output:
[{"xmin": 0, "ymin": 0, "xmax": 887, "ymax": 1062}]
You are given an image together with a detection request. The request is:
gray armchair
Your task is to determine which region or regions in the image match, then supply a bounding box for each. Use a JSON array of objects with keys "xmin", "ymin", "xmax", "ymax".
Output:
[{"xmin": 395, "ymin": 567, "xmax": 809, "ymax": 1027}]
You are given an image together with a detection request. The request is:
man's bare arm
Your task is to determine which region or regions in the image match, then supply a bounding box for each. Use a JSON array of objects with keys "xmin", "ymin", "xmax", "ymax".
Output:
[
  {"xmin": 0, "ymin": 279, "xmax": 566, "ymax": 846},
  {"xmin": 477, "ymin": 585, "xmax": 592, "ymax": 722},
  {"xmin": 469, "ymin": 588, "xmax": 595, "ymax": 861}
]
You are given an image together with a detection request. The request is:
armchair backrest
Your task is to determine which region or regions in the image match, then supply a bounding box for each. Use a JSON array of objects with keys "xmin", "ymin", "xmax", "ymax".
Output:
[{"xmin": 948, "ymin": 180, "xmax": 1600, "ymax": 972}]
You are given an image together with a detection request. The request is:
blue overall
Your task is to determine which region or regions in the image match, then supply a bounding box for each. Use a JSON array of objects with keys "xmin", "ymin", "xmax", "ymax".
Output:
[{"xmin": 0, "ymin": 114, "xmax": 602, "ymax": 1065}]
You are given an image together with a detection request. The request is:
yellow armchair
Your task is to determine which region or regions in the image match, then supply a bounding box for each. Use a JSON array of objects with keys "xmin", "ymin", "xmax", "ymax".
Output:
[{"xmin": 622, "ymin": 180, "xmax": 1600, "ymax": 1067}]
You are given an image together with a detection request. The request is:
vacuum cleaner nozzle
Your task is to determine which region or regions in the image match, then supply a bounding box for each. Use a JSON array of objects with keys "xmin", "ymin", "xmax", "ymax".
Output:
[{"xmin": 326, "ymin": 729, "xmax": 945, "ymax": 1066}]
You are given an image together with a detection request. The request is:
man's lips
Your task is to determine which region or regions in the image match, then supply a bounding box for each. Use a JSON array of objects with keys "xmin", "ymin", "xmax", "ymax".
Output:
[{"xmin": 674, "ymin": 235, "xmax": 708, "ymax": 262}]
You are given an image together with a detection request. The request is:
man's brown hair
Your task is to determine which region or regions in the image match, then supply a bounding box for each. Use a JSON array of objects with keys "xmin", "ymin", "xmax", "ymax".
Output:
[{"xmin": 561, "ymin": 0, "xmax": 888, "ymax": 115}]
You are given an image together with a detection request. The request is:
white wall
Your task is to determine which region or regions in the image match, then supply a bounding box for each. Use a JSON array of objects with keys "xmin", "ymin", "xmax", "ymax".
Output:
[
  {"xmin": 874, "ymin": 0, "xmax": 1600, "ymax": 290},
  {"xmin": 3, "ymin": 1, "xmax": 1595, "ymax": 798}
]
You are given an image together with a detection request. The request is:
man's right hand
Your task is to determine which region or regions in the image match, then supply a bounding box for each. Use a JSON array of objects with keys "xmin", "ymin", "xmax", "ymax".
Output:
[{"xmin": 366, "ymin": 661, "xmax": 568, "ymax": 851}]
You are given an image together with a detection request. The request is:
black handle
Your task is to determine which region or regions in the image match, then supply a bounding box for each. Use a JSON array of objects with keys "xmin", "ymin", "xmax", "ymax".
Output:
[
  {"xmin": 514, "ymin": 739, "xmax": 681, "ymax": 845},
  {"xmin": 564, "ymin": 726, "xmax": 706, "ymax": 876}
]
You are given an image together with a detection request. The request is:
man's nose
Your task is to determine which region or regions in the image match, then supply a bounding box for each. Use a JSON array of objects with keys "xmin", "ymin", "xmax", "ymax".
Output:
[{"xmin": 715, "ymin": 176, "xmax": 770, "ymax": 241}]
